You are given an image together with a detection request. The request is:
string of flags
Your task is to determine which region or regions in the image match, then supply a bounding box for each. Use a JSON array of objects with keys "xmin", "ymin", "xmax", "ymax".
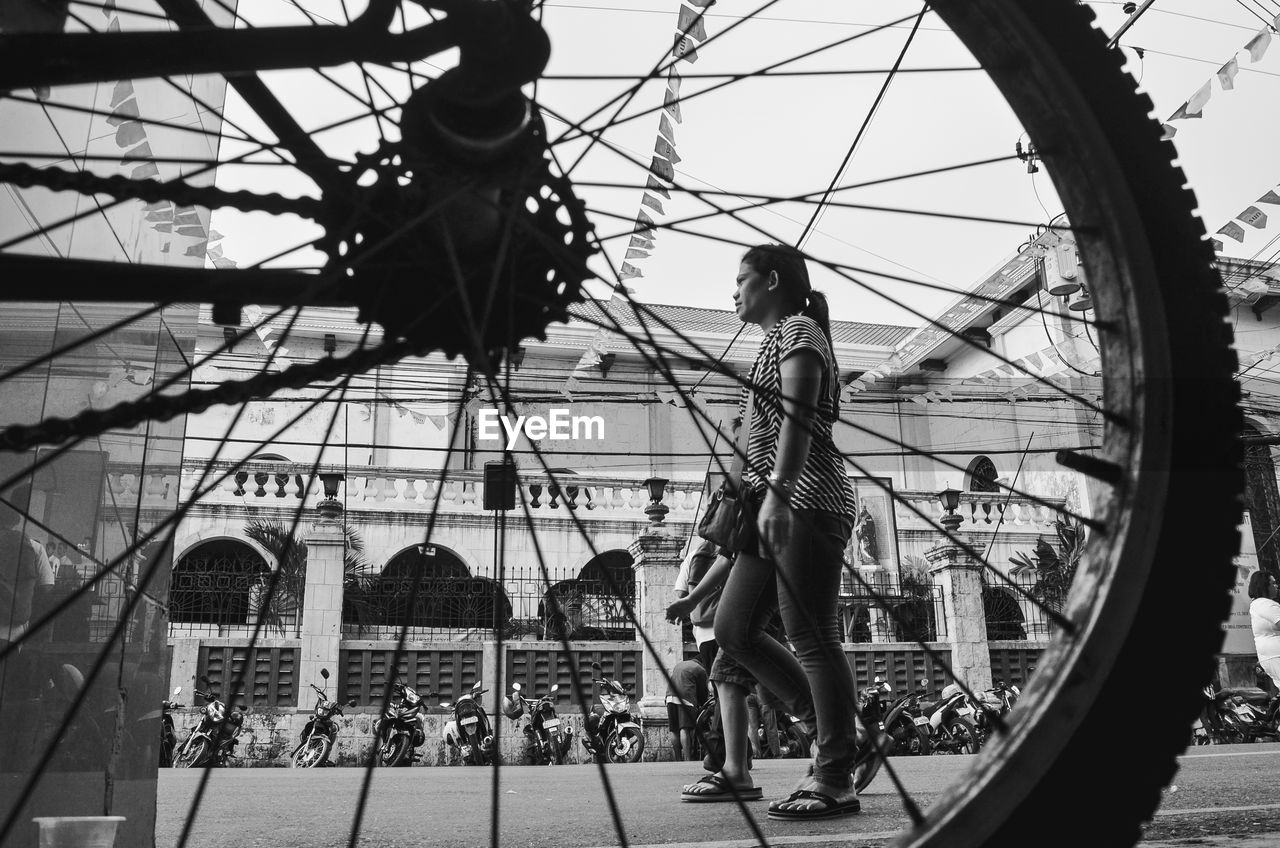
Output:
[
  {"xmin": 1212, "ymin": 182, "xmax": 1280, "ymax": 251},
  {"xmin": 1160, "ymin": 12, "xmax": 1278, "ymax": 140},
  {"xmin": 562, "ymin": 1, "xmax": 714, "ymax": 399},
  {"xmin": 101, "ymin": 4, "xmax": 237, "ymax": 270}
]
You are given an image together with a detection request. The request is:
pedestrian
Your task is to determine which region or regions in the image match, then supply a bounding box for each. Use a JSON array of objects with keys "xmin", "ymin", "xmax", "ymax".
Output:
[
  {"xmin": 667, "ymin": 548, "xmax": 764, "ymax": 801},
  {"xmin": 673, "ymin": 537, "xmax": 721, "ymax": 674},
  {"xmin": 665, "ymin": 656, "xmax": 709, "ymax": 761},
  {"xmin": 717, "ymin": 243, "xmax": 868, "ymax": 820},
  {"xmin": 1249, "ymin": 570, "xmax": 1280, "ymax": 690}
]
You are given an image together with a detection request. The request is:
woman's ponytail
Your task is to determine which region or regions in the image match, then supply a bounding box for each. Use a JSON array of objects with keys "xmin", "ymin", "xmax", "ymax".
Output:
[{"xmin": 802, "ymin": 289, "xmax": 840, "ymax": 413}]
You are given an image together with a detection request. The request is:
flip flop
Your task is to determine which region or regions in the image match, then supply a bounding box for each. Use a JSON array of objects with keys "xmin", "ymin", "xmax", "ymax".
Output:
[
  {"xmin": 767, "ymin": 789, "xmax": 861, "ymax": 820},
  {"xmin": 680, "ymin": 773, "xmax": 764, "ymax": 803}
]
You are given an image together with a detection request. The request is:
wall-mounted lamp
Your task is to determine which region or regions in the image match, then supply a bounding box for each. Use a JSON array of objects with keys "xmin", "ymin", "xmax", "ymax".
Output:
[
  {"xmin": 323, "ymin": 333, "xmax": 337, "ymax": 354},
  {"xmin": 510, "ymin": 345, "xmax": 527, "ymax": 371},
  {"xmin": 938, "ymin": 486, "xmax": 963, "ymax": 534},
  {"xmin": 222, "ymin": 326, "xmax": 238, "ymax": 350}
]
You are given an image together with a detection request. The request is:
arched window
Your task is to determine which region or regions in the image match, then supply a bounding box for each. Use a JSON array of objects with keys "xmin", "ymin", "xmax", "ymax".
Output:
[
  {"xmin": 967, "ymin": 456, "xmax": 1000, "ymax": 492},
  {"xmin": 1243, "ymin": 424, "xmax": 1280, "ymax": 575},
  {"xmin": 540, "ymin": 550, "xmax": 635, "ymax": 640},
  {"xmin": 171, "ymin": 540, "xmax": 269, "ymax": 625},
  {"xmin": 982, "ymin": 585, "xmax": 1027, "ymax": 640},
  {"xmin": 356, "ymin": 546, "xmax": 511, "ymax": 632}
]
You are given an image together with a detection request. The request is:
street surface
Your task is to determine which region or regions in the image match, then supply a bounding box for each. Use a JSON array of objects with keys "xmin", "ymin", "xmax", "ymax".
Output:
[{"xmin": 156, "ymin": 744, "xmax": 1280, "ymax": 848}]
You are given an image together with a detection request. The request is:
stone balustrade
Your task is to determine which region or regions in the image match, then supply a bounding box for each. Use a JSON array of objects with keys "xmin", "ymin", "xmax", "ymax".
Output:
[
  {"xmin": 894, "ymin": 490, "xmax": 1066, "ymax": 534},
  {"xmin": 150, "ymin": 461, "xmax": 705, "ymax": 524},
  {"xmin": 107, "ymin": 460, "xmax": 1067, "ymax": 533}
]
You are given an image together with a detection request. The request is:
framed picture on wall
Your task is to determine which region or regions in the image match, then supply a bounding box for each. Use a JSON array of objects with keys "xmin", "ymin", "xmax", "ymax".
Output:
[{"xmin": 845, "ymin": 476, "xmax": 902, "ymax": 580}]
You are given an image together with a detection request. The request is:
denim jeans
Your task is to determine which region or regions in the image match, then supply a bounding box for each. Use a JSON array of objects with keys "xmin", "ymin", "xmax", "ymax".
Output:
[{"xmin": 712, "ymin": 509, "xmax": 857, "ymax": 787}]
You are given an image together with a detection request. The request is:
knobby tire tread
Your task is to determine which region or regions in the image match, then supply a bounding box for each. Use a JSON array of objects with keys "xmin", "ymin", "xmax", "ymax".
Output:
[{"xmin": 920, "ymin": 1, "xmax": 1242, "ymax": 846}]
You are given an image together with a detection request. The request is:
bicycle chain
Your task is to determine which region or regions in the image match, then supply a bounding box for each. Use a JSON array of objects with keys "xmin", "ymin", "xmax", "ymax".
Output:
[
  {"xmin": 0, "ymin": 339, "xmax": 419, "ymax": 453},
  {"xmin": 0, "ymin": 161, "xmax": 323, "ymax": 219}
]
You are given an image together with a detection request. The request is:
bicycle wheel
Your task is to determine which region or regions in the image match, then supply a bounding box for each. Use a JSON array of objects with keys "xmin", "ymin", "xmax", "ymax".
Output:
[{"xmin": 0, "ymin": 1, "xmax": 1241, "ymax": 847}]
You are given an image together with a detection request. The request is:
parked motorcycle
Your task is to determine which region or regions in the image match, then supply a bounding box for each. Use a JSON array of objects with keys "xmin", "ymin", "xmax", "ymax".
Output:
[
  {"xmin": 1195, "ymin": 681, "xmax": 1280, "ymax": 744},
  {"xmin": 968, "ymin": 679, "xmax": 1020, "ymax": 748},
  {"xmin": 148, "ymin": 686, "xmax": 183, "ymax": 767},
  {"xmin": 441, "ymin": 680, "xmax": 495, "ymax": 766},
  {"xmin": 910, "ymin": 681, "xmax": 979, "ymax": 755},
  {"xmin": 502, "ymin": 681, "xmax": 573, "ymax": 765},
  {"xmin": 581, "ymin": 661, "xmax": 644, "ymax": 764},
  {"xmin": 292, "ymin": 668, "xmax": 356, "ymax": 768},
  {"xmin": 859, "ymin": 677, "xmax": 930, "ymax": 757},
  {"xmin": 172, "ymin": 677, "xmax": 247, "ymax": 768},
  {"xmin": 373, "ymin": 677, "xmax": 428, "ymax": 767},
  {"xmin": 692, "ymin": 686, "xmax": 808, "ymax": 766}
]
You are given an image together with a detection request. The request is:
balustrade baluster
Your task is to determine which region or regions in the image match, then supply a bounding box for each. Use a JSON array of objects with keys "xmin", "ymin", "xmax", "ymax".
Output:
[{"xmin": 529, "ymin": 483, "xmax": 543, "ymax": 507}]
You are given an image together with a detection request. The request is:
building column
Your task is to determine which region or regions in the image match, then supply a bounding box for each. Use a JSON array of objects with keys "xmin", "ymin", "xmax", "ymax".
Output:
[
  {"xmin": 480, "ymin": 641, "xmax": 501, "ymax": 715},
  {"xmin": 925, "ymin": 538, "xmax": 992, "ymax": 692},
  {"xmin": 628, "ymin": 530, "xmax": 685, "ymax": 719},
  {"xmin": 299, "ymin": 519, "xmax": 345, "ymax": 695},
  {"xmin": 168, "ymin": 637, "xmax": 202, "ymax": 697}
]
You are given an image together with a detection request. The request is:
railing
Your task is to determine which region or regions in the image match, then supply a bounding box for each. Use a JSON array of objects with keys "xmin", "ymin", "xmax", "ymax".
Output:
[
  {"xmin": 837, "ymin": 571, "xmax": 947, "ymax": 643},
  {"xmin": 894, "ymin": 491, "xmax": 1065, "ymax": 534},
  {"xmin": 171, "ymin": 461, "xmax": 705, "ymax": 524},
  {"xmin": 115, "ymin": 460, "xmax": 1066, "ymax": 536},
  {"xmin": 341, "ymin": 563, "xmax": 637, "ymax": 641}
]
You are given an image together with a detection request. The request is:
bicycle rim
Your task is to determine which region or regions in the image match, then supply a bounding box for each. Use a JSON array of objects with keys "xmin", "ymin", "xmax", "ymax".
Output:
[{"xmin": 0, "ymin": 2, "xmax": 1242, "ymax": 847}]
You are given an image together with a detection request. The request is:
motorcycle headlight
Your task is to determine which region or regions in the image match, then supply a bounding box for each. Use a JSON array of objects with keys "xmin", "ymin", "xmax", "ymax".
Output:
[{"xmin": 208, "ymin": 704, "xmax": 225, "ymax": 722}]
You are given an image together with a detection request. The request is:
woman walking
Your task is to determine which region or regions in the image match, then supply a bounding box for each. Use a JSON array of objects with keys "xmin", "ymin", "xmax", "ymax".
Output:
[{"xmin": 705, "ymin": 243, "xmax": 867, "ymax": 820}]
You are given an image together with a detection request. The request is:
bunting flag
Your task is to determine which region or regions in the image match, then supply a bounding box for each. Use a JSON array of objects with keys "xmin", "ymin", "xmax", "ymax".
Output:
[
  {"xmin": 1218, "ymin": 57, "xmax": 1240, "ymax": 90},
  {"xmin": 1239, "ymin": 206, "xmax": 1268, "ymax": 229},
  {"xmin": 561, "ymin": 2, "xmax": 714, "ymax": 398},
  {"xmin": 1164, "ymin": 20, "xmax": 1278, "ymax": 126},
  {"xmin": 1213, "ymin": 179, "xmax": 1280, "ymax": 248},
  {"xmin": 1219, "ymin": 221, "xmax": 1247, "ymax": 243},
  {"xmin": 1246, "ymin": 28, "xmax": 1272, "ymax": 63}
]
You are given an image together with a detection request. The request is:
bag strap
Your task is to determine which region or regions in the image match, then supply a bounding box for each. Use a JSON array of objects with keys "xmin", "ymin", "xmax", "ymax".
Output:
[{"xmin": 727, "ymin": 384, "xmax": 755, "ymax": 493}]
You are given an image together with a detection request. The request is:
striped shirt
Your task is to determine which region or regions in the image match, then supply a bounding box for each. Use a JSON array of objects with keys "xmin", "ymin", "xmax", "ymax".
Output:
[{"xmin": 741, "ymin": 314, "xmax": 856, "ymax": 517}]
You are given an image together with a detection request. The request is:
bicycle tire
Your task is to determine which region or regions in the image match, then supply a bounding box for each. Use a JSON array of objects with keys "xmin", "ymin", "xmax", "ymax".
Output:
[
  {"xmin": 0, "ymin": 1, "xmax": 1243, "ymax": 846},
  {"xmin": 897, "ymin": 1, "xmax": 1241, "ymax": 845}
]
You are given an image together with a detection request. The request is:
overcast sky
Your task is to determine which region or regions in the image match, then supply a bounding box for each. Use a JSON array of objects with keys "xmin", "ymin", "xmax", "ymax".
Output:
[{"xmin": 210, "ymin": 0, "xmax": 1280, "ymax": 329}]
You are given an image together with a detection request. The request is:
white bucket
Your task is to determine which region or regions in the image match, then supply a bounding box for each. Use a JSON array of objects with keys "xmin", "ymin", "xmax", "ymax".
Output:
[{"xmin": 32, "ymin": 816, "xmax": 126, "ymax": 848}]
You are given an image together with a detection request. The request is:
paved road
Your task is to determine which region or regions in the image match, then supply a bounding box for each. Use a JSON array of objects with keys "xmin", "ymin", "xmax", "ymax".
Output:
[{"xmin": 156, "ymin": 744, "xmax": 1280, "ymax": 848}]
